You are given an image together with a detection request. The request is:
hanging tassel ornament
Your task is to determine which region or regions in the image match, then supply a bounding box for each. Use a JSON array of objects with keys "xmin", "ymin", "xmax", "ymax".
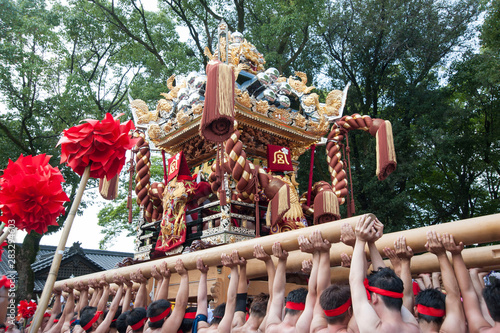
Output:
[{"xmin": 201, "ymin": 60, "xmax": 235, "ymax": 143}]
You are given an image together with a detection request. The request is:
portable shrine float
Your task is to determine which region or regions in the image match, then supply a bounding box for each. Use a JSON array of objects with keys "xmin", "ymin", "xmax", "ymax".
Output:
[{"xmin": 124, "ymin": 21, "xmax": 397, "ymax": 261}]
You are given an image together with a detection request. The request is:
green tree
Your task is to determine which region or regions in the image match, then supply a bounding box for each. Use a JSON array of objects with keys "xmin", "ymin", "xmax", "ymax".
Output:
[
  {"xmin": 160, "ymin": 0, "xmax": 326, "ymax": 76},
  {"xmin": 317, "ymin": 0, "xmax": 482, "ymax": 231},
  {"xmin": 0, "ymin": 0, "xmax": 192, "ymax": 300}
]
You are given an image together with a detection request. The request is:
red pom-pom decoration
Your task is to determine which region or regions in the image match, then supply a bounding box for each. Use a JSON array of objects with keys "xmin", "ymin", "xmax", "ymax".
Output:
[
  {"xmin": 0, "ymin": 275, "xmax": 13, "ymax": 289},
  {"xmin": 57, "ymin": 113, "xmax": 138, "ymax": 179},
  {"xmin": 18, "ymin": 300, "xmax": 37, "ymax": 319},
  {"xmin": 0, "ymin": 241, "xmax": 7, "ymax": 261},
  {"xmin": 0, "ymin": 154, "xmax": 70, "ymax": 234}
]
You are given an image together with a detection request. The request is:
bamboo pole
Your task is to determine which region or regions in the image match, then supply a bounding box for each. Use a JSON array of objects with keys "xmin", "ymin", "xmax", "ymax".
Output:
[
  {"xmin": 30, "ymin": 166, "xmax": 91, "ymax": 333},
  {"xmin": 53, "ymin": 213, "xmax": 500, "ymax": 289}
]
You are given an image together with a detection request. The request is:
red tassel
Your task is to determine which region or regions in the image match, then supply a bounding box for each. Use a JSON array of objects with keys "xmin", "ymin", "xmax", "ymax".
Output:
[{"xmin": 201, "ymin": 60, "xmax": 235, "ymax": 142}]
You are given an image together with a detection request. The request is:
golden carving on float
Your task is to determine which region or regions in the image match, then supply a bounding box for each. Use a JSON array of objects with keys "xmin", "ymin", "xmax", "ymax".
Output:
[
  {"xmin": 160, "ymin": 75, "xmax": 186, "ymax": 100},
  {"xmin": 156, "ymin": 98, "xmax": 172, "ymax": 115},
  {"xmin": 294, "ymin": 114, "xmax": 307, "ymax": 128},
  {"xmin": 192, "ymin": 104, "xmax": 203, "ymax": 115},
  {"xmin": 236, "ymin": 91, "xmax": 252, "ymax": 108},
  {"xmin": 255, "ymin": 100, "xmax": 269, "ymax": 114},
  {"xmin": 272, "ymin": 108, "xmax": 292, "ymax": 124},
  {"xmin": 131, "ymin": 99, "xmax": 159, "ymax": 124},
  {"xmin": 288, "ymin": 71, "xmax": 315, "ymax": 94},
  {"xmin": 176, "ymin": 110, "xmax": 190, "ymax": 126},
  {"xmin": 318, "ymin": 90, "xmax": 343, "ymax": 117}
]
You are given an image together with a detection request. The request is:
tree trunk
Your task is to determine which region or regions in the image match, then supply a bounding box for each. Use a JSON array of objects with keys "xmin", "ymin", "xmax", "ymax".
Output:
[{"xmin": 15, "ymin": 233, "xmax": 42, "ymax": 302}]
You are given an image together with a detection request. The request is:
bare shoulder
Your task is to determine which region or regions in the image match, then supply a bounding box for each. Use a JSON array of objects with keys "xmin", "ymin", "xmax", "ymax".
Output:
[{"xmin": 378, "ymin": 322, "xmax": 420, "ymax": 333}]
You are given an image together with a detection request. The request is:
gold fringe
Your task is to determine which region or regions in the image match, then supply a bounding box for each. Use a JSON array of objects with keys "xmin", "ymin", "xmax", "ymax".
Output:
[
  {"xmin": 100, "ymin": 175, "xmax": 118, "ymax": 199},
  {"xmin": 322, "ymin": 191, "xmax": 339, "ymax": 216},
  {"xmin": 277, "ymin": 184, "xmax": 289, "ymax": 216},
  {"xmin": 385, "ymin": 120, "xmax": 396, "ymax": 164},
  {"xmin": 217, "ymin": 63, "xmax": 234, "ymax": 117},
  {"xmin": 376, "ymin": 129, "xmax": 381, "ymax": 176}
]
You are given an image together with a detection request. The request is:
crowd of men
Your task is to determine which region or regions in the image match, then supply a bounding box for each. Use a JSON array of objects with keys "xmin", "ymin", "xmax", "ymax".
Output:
[{"xmin": 8, "ymin": 215, "xmax": 500, "ymax": 333}]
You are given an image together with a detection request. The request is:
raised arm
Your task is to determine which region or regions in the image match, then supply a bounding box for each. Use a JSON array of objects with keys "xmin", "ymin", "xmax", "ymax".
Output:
[
  {"xmin": 253, "ymin": 244, "xmax": 275, "ymax": 332},
  {"xmin": 218, "ymin": 251, "xmax": 240, "ymax": 333},
  {"xmin": 131, "ymin": 269, "xmax": 148, "ymax": 309},
  {"xmin": 196, "ymin": 259, "xmax": 209, "ymax": 317},
  {"xmin": 121, "ymin": 278, "xmax": 133, "ymax": 313},
  {"xmin": 253, "ymin": 244, "xmax": 275, "ymax": 307},
  {"xmin": 232, "ymin": 256, "xmax": 248, "ymax": 329},
  {"xmin": 162, "ymin": 259, "xmax": 189, "ymax": 333},
  {"xmin": 442, "ymin": 233, "xmax": 491, "ymax": 333},
  {"xmin": 349, "ymin": 215, "xmax": 381, "ymax": 333},
  {"xmin": 395, "ymin": 236, "xmax": 415, "ymax": 313},
  {"xmin": 155, "ymin": 262, "xmax": 171, "ymax": 301},
  {"xmin": 265, "ymin": 242, "xmax": 288, "ymax": 330},
  {"xmin": 89, "ymin": 279, "xmax": 102, "ymax": 307},
  {"xmin": 74, "ymin": 282, "xmax": 89, "ymax": 317},
  {"xmin": 151, "ymin": 264, "xmax": 164, "ymax": 301},
  {"xmin": 469, "ymin": 268, "xmax": 494, "ymax": 325},
  {"xmin": 367, "ymin": 219, "xmax": 385, "ymax": 271},
  {"xmin": 95, "ymin": 276, "xmax": 124, "ymax": 333},
  {"xmin": 383, "ymin": 247, "xmax": 401, "ymax": 277},
  {"xmin": 296, "ymin": 231, "xmax": 329, "ymax": 333},
  {"xmin": 47, "ymin": 286, "xmax": 74, "ymax": 333},
  {"xmin": 96, "ymin": 276, "xmax": 110, "ymax": 313},
  {"xmin": 43, "ymin": 290, "xmax": 62, "ymax": 332},
  {"xmin": 425, "ymin": 231, "xmax": 466, "ymax": 332}
]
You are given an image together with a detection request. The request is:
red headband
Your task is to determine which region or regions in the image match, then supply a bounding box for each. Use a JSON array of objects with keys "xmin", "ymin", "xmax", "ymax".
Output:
[
  {"xmin": 149, "ymin": 307, "xmax": 171, "ymax": 323},
  {"xmin": 43, "ymin": 313, "xmax": 51, "ymax": 318},
  {"xmin": 82, "ymin": 311, "xmax": 103, "ymax": 331},
  {"xmin": 130, "ymin": 317, "xmax": 147, "ymax": 331},
  {"xmin": 323, "ymin": 298, "xmax": 352, "ymax": 317},
  {"xmin": 285, "ymin": 301, "xmax": 305, "ymax": 311},
  {"xmin": 417, "ymin": 304, "xmax": 445, "ymax": 318},
  {"xmin": 53, "ymin": 320, "xmax": 59, "ymax": 324},
  {"xmin": 364, "ymin": 279, "xmax": 403, "ymax": 300},
  {"xmin": 183, "ymin": 312, "xmax": 196, "ymax": 319}
]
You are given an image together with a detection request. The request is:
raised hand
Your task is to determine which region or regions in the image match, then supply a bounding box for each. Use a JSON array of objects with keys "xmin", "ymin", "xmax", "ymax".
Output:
[
  {"xmin": 88, "ymin": 278, "xmax": 98, "ymax": 289},
  {"xmin": 112, "ymin": 273, "xmax": 124, "ymax": 286},
  {"xmin": 395, "ymin": 236, "xmax": 414, "ymax": 260},
  {"xmin": 175, "ymin": 259, "xmax": 188, "ymax": 276},
  {"xmin": 74, "ymin": 281, "xmax": 88, "ymax": 292},
  {"xmin": 383, "ymin": 247, "xmax": 401, "ymax": 274},
  {"xmin": 99, "ymin": 274, "xmax": 108, "ymax": 288},
  {"xmin": 340, "ymin": 223, "xmax": 356, "ymax": 247},
  {"xmin": 355, "ymin": 214, "xmax": 377, "ymax": 242},
  {"xmin": 151, "ymin": 265, "xmax": 162, "ymax": 280},
  {"xmin": 131, "ymin": 269, "xmax": 148, "ymax": 284},
  {"xmin": 272, "ymin": 242, "xmax": 288, "ymax": 260},
  {"xmin": 159, "ymin": 261, "xmax": 171, "ymax": 278},
  {"xmin": 441, "ymin": 233, "xmax": 464, "ymax": 255},
  {"xmin": 373, "ymin": 219, "xmax": 384, "ymax": 242},
  {"xmin": 301, "ymin": 259, "xmax": 312, "ymax": 274},
  {"xmin": 311, "ymin": 230, "xmax": 331, "ymax": 252},
  {"xmin": 253, "ymin": 244, "xmax": 271, "ymax": 262},
  {"xmin": 298, "ymin": 235, "xmax": 314, "ymax": 253},
  {"xmin": 62, "ymin": 283, "xmax": 73, "ymax": 294},
  {"xmin": 197, "ymin": 258, "xmax": 209, "ymax": 274},
  {"xmin": 340, "ymin": 253, "xmax": 352, "ymax": 268},
  {"xmin": 425, "ymin": 231, "xmax": 446, "ymax": 256}
]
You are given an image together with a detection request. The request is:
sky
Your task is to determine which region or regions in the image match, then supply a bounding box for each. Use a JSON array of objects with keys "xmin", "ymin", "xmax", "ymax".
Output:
[
  {"xmin": 12, "ymin": 0, "xmax": 191, "ymax": 254},
  {"xmin": 15, "ymin": 188, "xmax": 136, "ymax": 253}
]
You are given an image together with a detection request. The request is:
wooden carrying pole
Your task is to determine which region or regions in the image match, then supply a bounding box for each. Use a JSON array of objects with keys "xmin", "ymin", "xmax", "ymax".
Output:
[
  {"xmin": 30, "ymin": 166, "xmax": 91, "ymax": 333},
  {"xmin": 53, "ymin": 213, "xmax": 500, "ymax": 289},
  {"xmin": 60, "ymin": 244, "xmax": 500, "ymax": 300}
]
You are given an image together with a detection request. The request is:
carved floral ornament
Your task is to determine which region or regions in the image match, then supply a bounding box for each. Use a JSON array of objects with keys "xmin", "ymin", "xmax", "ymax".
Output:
[{"xmin": 129, "ymin": 29, "xmax": 349, "ymax": 155}]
